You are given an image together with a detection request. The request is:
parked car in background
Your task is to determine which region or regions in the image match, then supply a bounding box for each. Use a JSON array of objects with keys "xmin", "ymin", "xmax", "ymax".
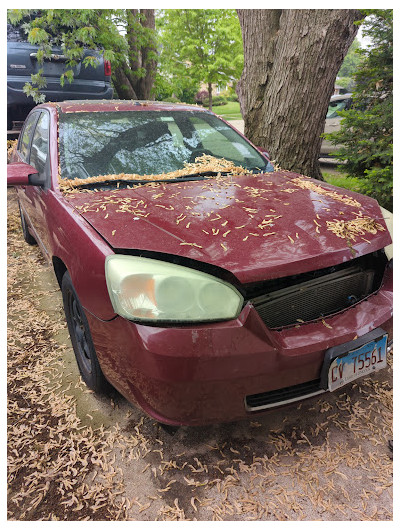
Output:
[
  {"xmin": 320, "ymin": 93, "xmax": 352, "ymax": 159},
  {"xmin": 7, "ymin": 100, "xmax": 393, "ymax": 426},
  {"xmin": 7, "ymin": 23, "xmax": 113, "ymax": 130}
]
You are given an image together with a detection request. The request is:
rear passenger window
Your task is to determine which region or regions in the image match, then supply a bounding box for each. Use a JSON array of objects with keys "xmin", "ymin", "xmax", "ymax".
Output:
[
  {"xmin": 30, "ymin": 112, "xmax": 49, "ymax": 178},
  {"xmin": 18, "ymin": 113, "xmax": 39, "ymax": 162}
]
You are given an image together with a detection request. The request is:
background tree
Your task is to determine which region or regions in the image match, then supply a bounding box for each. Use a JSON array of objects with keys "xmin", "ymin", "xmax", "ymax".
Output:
[
  {"xmin": 337, "ymin": 38, "xmax": 362, "ymax": 78},
  {"xmin": 157, "ymin": 9, "xmax": 243, "ymax": 110},
  {"xmin": 336, "ymin": 38, "xmax": 362, "ymax": 92},
  {"xmin": 7, "ymin": 9, "xmax": 157, "ymax": 102},
  {"xmin": 152, "ymin": 72, "xmax": 200, "ymax": 104},
  {"xmin": 326, "ymin": 10, "xmax": 393, "ymax": 210},
  {"xmin": 236, "ymin": 9, "xmax": 363, "ymax": 179},
  {"xmin": 113, "ymin": 9, "xmax": 157, "ymax": 100}
]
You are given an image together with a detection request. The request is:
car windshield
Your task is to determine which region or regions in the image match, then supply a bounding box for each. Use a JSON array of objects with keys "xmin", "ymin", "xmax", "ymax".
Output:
[
  {"xmin": 326, "ymin": 99, "xmax": 347, "ymax": 119},
  {"xmin": 58, "ymin": 110, "xmax": 271, "ymax": 188}
]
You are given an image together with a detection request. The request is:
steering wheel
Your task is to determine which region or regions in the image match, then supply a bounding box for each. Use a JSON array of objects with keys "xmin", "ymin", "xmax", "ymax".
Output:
[{"xmin": 188, "ymin": 149, "xmax": 214, "ymax": 163}]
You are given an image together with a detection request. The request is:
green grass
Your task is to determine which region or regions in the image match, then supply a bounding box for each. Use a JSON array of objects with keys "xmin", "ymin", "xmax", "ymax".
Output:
[
  {"xmin": 212, "ymin": 101, "xmax": 242, "ymax": 120},
  {"xmin": 323, "ymin": 171, "xmax": 364, "ymax": 193}
]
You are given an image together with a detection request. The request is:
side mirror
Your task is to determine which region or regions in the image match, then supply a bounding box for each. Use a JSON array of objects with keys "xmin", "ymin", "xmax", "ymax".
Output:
[
  {"xmin": 7, "ymin": 162, "xmax": 40, "ymax": 187},
  {"xmin": 255, "ymin": 147, "xmax": 274, "ymax": 173}
]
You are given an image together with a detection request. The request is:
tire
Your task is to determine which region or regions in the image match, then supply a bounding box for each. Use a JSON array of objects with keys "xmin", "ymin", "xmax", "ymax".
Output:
[
  {"xmin": 19, "ymin": 203, "xmax": 37, "ymax": 245},
  {"xmin": 61, "ymin": 271, "xmax": 109, "ymax": 393},
  {"xmin": 159, "ymin": 423, "xmax": 179, "ymax": 435}
]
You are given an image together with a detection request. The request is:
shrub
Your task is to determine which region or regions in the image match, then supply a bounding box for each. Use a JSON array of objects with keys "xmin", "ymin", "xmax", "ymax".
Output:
[
  {"xmin": 163, "ymin": 96, "xmax": 180, "ymax": 103},
  {"xmin": 336, "ymin": 77, "xmax": 355, "ymax": 93},
  {"xmin": 195, "ymin": 90, "xmax": 209, "ymax": 104},
  {"xmin": 325, "ymin": 10, "xmax": 393, "ymax": 211},
  {"xmin": 223, "ymin": 87, "xmax": 239, "ymax": 102},
  {"xmin": 211, "ymin": 94, "xmax": 228, "ymax": 106}
]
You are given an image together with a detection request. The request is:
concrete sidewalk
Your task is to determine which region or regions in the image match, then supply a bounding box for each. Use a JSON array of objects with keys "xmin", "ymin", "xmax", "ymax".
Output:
[{"xmin": 227, "ymin": 119, "xmax": 244, "ymax": 134}]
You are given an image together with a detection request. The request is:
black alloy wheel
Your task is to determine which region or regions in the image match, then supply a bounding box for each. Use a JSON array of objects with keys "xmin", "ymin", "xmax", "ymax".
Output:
[{"xmin": 62, "ymin": 271, "xmax": 109, "ymax": 393}]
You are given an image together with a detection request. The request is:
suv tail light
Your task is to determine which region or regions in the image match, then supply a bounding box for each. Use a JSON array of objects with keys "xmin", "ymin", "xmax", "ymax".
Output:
[{"xmin": 104, "ymin": 60, "xmax": 111, "ymax": 77}]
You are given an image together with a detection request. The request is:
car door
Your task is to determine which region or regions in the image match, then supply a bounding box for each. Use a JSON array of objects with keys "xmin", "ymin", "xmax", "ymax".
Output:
[
  {"xmin": 16, "ymin": 110, "xmax": 40, "ymax": 232},
  {"xmin": 21, "ymin": 110, "xmax": 53, "ymax": 260}
]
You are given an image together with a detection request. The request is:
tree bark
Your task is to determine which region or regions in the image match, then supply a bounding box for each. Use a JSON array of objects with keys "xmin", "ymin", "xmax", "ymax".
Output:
[
  {"xmin": 113, "ymin": 66, "xmax": 138, "ymax": 99},
  {"xmin": 208, "ymin": 81, "xmax": 213, "ymax": 111},
  {"xmin": 112, "ymin": 9, "xmax": 156, "ymax": 100},
  {"xmin": 127, "ymin": 9, "xmax": 140, "ymax": 74},
  {"xmin": 236, "ymin": 9, "xmax": 363, "ymax": 179},
  {"xmin": 137, "ymin": 9, "xmax": 157, "ymax": 100}
]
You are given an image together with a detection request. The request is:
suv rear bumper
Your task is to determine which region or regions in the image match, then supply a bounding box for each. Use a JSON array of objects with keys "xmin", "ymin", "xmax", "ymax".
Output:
[{"xmin": 7, "ymin": 77, "xmax": 113, "ymax": 107}]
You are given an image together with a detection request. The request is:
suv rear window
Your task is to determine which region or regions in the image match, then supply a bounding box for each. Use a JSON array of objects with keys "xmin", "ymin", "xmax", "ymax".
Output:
[{"xmin": 7, "ymin": 23, "xmax": 28, "ymax": 43}]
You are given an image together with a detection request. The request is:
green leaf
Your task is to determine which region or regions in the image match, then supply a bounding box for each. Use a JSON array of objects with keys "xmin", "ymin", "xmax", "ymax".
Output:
[
  {"xmin": 28, "ymin": 27, "xmax": 50, "ymax": 44},
  {"xmin": 60, "ymin": 69, "xmax": 74, "ymax": 87}
]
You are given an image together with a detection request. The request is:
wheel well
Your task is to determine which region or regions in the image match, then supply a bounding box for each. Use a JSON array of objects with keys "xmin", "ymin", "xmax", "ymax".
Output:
[{"xmin": 52, "ymin": 256, "xmax": 67, "ymax": 288}]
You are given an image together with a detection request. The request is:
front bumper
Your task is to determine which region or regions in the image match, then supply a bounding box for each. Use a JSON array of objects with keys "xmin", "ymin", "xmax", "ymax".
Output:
[{"xmin": 87, "ymin": 266, "xmax": 393, "ymax": 426}]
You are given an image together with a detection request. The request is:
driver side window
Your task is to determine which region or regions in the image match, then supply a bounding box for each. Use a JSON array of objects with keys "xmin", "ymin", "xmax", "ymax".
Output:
[
  {"xmin": 29, "ymin": 112, "xmax": 49, "ymax": 180},
  {"xmin": 18, "ymin": 112, "xmax": 39, "ymax": 162}
]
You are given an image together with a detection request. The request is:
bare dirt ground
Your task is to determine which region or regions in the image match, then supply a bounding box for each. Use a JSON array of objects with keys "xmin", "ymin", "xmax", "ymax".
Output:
[{"xmin": 7, "ymin": 188, "xmax": 393, "ymax": 521}]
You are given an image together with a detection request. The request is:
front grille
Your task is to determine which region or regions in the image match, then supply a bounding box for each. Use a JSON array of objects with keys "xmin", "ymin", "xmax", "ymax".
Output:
[
  {"xmin": 252, "ymin": 266, "xmax": 374, "ymax": 329},
  {"xmin": 245, "ymin": 379, "xmax": 323, "ymax": 410}
]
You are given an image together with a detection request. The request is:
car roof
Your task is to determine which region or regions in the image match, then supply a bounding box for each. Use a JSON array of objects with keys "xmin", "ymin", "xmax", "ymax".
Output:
[
  {"xmin": 330, "ymin": 93, "xmax": 352, "ymax": 102},
  {"xmin": 39, "ymin": 99, "xmax": 210, "ymax": 114}
]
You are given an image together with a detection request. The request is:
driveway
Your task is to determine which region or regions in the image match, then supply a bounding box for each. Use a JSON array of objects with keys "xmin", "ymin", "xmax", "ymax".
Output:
[
  {"xmin": 227, "ymin": 119, "xmax": 244, "ymax": 134},
  {"xmin": 7, "ymin": 188, "xmax": 393, "ymax": 521}
]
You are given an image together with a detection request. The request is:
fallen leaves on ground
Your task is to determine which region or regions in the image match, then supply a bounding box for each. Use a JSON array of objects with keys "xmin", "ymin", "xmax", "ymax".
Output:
[{"xmin": 7, "ymin": 188, "xmax": 392, "ymax": 521}]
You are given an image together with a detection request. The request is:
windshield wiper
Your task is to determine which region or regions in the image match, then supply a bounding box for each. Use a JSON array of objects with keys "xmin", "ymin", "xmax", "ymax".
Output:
[
  {"xmin": 175, "ymin": 170, "xmax": 235, "ymax": 179},
  {"xmin": 64, "ymin": 171, "xmax": 236, "ymax": 190}
]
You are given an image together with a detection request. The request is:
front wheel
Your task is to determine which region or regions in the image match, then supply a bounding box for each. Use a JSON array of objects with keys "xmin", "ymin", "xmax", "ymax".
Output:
[{"xmin": 62, "ymin": 271, "xmax": 109, "ymax": 393}]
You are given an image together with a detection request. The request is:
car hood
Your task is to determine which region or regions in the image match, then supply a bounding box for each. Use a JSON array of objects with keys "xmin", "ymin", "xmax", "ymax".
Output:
[{"xmin": 64, "ymin": 171, "xmax": 391, "ymax": 284}]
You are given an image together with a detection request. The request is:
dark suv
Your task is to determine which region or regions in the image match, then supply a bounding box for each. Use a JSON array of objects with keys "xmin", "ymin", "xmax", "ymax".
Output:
[{"xmin": 7, "ymin": 23, "xmax": 113, "ymax": 130}]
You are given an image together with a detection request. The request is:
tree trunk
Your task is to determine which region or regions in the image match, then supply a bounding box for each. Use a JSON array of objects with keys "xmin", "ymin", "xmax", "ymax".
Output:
[
  {"xmin": 127, "ymin": 9, "xmax": 140, "ymax": 74},
  {"xmin": 112, "ymin": 9, "xmax": 156, "ymax": 100},
  {"xmin": 113, "ymin": 65, "xmax": 138, "ymax": 99},
  {"xmin": 137, "ymin": 9, "xmax": 157, "ymax": 100},
  {"xmin": 236, "ymin": 9, "xmax": 363, "ymax": 179},
  {"xmin": 208, "ymin": 81, "xmax": 213, "ymax": 111}
]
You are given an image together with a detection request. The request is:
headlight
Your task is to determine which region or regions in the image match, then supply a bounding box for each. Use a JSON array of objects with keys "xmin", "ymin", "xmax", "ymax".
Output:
[
  {"xmin": 379, "ymin": 206, "xmax": 393, "ymax": 261},
  {"xmin": 105, "ymin": 255, "xmax": 244, "ymax": 322}
]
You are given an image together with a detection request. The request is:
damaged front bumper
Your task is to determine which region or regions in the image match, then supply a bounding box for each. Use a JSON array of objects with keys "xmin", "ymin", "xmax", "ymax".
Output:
[{"xmin": 86, "ymin": 265, "xmax": 392, "ymax": 426}]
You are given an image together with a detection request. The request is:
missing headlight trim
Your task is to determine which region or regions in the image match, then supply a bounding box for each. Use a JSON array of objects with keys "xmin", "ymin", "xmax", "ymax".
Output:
[
  {"xmin": 113, "ymin": 248, "xmax": 244, "ymax": 294},
  {"xmin": 246, "ymin": 250, "xmax": 388, "ymax": 329}
]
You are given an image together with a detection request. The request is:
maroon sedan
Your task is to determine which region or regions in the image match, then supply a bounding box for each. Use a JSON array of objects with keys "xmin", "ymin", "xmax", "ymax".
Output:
[{"xmin": 8, "ymin": 100, "xmax": 393, "ymax": 426}]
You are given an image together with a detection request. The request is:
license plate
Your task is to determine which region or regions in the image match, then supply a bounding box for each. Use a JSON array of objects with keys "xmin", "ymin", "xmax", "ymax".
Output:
[{"xmin": 328, "ymin": 335, "xmax": 387, "ymax": 392}]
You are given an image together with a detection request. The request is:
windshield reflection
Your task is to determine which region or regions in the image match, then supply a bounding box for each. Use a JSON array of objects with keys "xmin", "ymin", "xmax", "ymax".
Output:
[{"xmin": 59, "ymin": 110, "xmax": 271, "ymax": 185}]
